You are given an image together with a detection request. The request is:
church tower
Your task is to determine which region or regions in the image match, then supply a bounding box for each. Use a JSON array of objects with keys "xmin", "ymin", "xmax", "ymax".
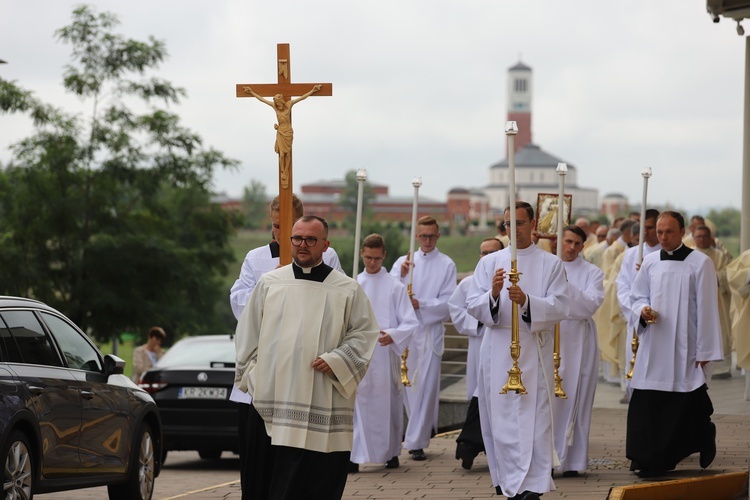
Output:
[{"xmin": 507, "ymin": 61, "xmax": 532, "ymax": 154}]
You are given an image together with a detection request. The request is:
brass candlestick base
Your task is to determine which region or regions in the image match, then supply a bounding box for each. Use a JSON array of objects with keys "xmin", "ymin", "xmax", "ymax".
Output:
[
  {"xmin": 626, "ymin": 331, "xmax": 638, "ymax": 380},
  {"xmin": 553, "ymin": 323, "xmax": 567, "ymax": 398},
  {"xmin": 500, "ymin": 263, "xmax": 527, "ymax": 395},
  {"xmin": 400, "ymin": 347, "xmax": 411, "ymax": 387}
]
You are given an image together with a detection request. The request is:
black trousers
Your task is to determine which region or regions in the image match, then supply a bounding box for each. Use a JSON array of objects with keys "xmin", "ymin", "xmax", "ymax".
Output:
[
  {"xmin": 626, "ymin": 384, "xmax": 713, "ymax": 472},
  {"xmin": 243, "ymin": 403, "xmax": 350, "ymax": 500},
  {"xmin": 456, "ymin": 397, "xmax": 485, "ymax": 454}
]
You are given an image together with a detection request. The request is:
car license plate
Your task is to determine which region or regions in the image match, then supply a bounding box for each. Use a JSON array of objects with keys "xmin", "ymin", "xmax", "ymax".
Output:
[{"xmin": 178, "ymin": 387, "xmax": 227, "ymax": 399}]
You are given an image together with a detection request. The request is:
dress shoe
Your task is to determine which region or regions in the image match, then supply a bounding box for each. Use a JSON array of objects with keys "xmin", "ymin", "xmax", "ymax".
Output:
[
  {"xmin": 510, "ymin": 491, "xmax": 541, "ymax": 500},
  {"xmin": 700, "ymin": 422, "xmax": 717, "ymax": 468},
  {"xmin": 562, "ymin": 470, "xmax": 579, "ymax": 477},
  {"xmin": 348, "ymin": 461, "xmax": 359, "ymax": 473},
  {"xmin": 619, "ymin": 395, "xmax": 629, "ymax": 404},
  {"xmin": 385, "ymin": 456, "xmax": 399, "ymax": 469},
  {"xmin": 409, "ymin": 449, "xmax": 426, "ymax": 461},
  {"xmin": 455, "ymin": 442, "xmax": 476, "ymax": 470},
  {"xmin": 636, "ymin": 468, "xmax": 665, "ymax": 478}
]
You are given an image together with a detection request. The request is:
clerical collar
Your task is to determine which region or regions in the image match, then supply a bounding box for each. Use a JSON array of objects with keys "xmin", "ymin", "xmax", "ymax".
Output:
[
  {"xmin": 269, "ymin": 240, "xmax": 280, "ymax": 258},
  {"xmin": 292, "ymin": 261, "xmax": 333, "ymax": 282},
  {"xmin": 660, "ymin": 244, "xmax": 692, "ymax": 261}
]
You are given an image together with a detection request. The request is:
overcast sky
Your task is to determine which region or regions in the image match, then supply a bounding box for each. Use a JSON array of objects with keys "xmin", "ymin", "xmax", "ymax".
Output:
[{"xmin": 1, "ymin": 0, "xmax": 746, "ymax": 215}]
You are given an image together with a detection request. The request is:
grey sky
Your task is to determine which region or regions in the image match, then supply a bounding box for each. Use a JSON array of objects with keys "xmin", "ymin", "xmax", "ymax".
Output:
[{"xmin": 0, "ymin": 0, "xmax": 745, "ymax": 215}]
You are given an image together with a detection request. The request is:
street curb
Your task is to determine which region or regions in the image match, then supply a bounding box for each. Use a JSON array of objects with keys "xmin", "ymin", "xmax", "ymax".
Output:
[{"xmin": 607, "ymin": 471, "xmax": 748, "ymax": 499}]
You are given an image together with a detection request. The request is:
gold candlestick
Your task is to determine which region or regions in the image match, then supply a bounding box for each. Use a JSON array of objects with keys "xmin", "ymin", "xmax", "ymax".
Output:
[
  {"xmin": 626, "ymin": 331, "xmax": 638, "ymax": 380},
  {"xmin": 401, "ymin": 284, "xmax": 413, "ymax": 387},
  {"xmin": 500, "ymin": 261, "xmax": 527, "ymax": 395},
  {"xmin": 553, "ymin": 323, "xmax": 567, "ymax": 398}
]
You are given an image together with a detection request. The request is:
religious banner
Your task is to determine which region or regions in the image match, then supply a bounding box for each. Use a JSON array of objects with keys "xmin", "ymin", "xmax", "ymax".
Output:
[{"xmin": 536, "ymin": 193, "xmax": 572, "ymax": 238}]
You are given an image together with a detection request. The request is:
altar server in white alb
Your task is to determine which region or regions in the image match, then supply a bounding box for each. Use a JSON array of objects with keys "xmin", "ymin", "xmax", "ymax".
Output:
[
  {"xmin": 467, "ymin": 201, "xmax": 569, "ymax": 500},
  {"xmin": 350, "ymin": 234, "xmax": 419, "ymax": 472},
  {"xmin": 552, "ymin": 225, "xmax": 604, "ymax": 478},
  {"xmin": 449, "ymin": 237, "xmax": 503, "ymax": 470},
  {"xmin": 235, "ymin": 216, "xmax": 379, "ymax": 500},
  {"xmin": 626, "ymin": 211, "xmax": 722, "ymax": 478},
  {"xmin": 390, "ymin": 215, "xmax": 457, "ymax": 461}
]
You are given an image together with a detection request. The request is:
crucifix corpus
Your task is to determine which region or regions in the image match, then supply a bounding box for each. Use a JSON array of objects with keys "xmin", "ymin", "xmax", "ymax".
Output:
[{"xmin": 236, "ymin": 43, "xmax": 333, "ymax": 265}]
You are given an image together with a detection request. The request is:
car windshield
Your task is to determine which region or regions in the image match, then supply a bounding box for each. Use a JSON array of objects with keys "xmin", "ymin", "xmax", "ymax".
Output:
[{"xmin": 156, "ymin": 337, "xmax": 235, "ymax": 367}]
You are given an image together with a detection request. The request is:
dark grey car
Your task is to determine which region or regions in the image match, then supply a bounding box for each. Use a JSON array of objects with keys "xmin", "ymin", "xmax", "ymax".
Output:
[{"xmin": 0, "ymin": 296, "xmax": 162, "ymax": 500}]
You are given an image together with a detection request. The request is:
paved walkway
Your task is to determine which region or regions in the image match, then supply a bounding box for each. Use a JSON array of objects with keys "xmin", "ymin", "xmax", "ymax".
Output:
[{"xmin": 37, "ymin": 367, "xmax": 748, "ymax": 499}]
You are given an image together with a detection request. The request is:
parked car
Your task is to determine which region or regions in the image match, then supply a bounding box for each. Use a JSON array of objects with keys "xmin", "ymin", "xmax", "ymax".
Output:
[
  {"xmin": 0, "ymin": 296, "xmax": 162, "ymax": 500},
  {"xmin": 138, "ymin": 335, "xmax": 237, "ymax": 461}
]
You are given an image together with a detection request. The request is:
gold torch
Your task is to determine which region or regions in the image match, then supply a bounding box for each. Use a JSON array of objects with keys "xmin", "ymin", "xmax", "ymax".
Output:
[
  {"xmin": 401, "ymin": 176, "xmax": 422, "ymax": 387},
  {"xmin": 627, "ymin": 167, "xmax": 652, "ymax": 379},
  {"xmin": 553, "ymin": 163, "xmax": 568, "ymax": 399},
  {"xmin": 500, "ymin": 122, "xmax": 527, "ymax": 395}
]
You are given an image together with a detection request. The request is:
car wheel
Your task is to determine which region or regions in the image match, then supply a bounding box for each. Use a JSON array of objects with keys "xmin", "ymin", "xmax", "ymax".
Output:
[
  {"xmin": 2, "ymin": 430, "xmax": 33, "ymax": 500},
  {"xmin": 108, "ymin": 423, "xmax": 156, "ymax": 500},
  {"xmin": 198, "ymin": 449, "xmax": 222, "ymax": 460}
]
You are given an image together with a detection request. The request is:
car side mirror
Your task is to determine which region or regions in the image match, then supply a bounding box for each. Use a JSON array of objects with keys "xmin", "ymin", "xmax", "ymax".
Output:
[{"xmin": 104, "ymin": 354, "xmax": 126, "ymax": 376}]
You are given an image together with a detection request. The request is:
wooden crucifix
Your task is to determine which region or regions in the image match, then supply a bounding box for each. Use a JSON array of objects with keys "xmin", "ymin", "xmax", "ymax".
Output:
[{"xmin": 236, "ymin": 43, "xmax": 333, "ymax": 265}]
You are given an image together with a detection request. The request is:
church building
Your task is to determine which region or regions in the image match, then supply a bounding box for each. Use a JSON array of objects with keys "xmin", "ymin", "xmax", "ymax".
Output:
[{"xmin": 450, "ymin": 61, "xmax": 599, "ymax": 219}]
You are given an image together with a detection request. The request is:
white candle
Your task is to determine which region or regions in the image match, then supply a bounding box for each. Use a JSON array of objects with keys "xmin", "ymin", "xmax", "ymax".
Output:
[
  {"xmin": 352, "ymin": 168, "xmax": 367, "ymax": 276},
  {"xmin": 556, "ymin": 163, "xmax": 567, "ymax": 257},
  {"xmin": 638, "ymin": 167, "xmax": 652, "ymax": 265},
  {"xmin": 408, "ymin": 177, "xmax": 422, "ymax": 286},
  {"xmin": 506, "ymin": 122, "xmax": 518, "ymax": 261}
]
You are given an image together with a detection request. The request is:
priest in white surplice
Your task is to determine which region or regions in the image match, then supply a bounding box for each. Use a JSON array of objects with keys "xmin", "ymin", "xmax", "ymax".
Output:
[
  {"xmin": 351, "ymin": 234, "xmax": 419, "ymax": 471},
  {"xmin": 390, "ymin": 215, "xmax": 457, "ymax": 461},
  {"xmin": 467, "ymin": 202, "xmax": 570, "ymax": 499},
  {"xmin": 552, "ymin": 226, "xmax": 604, "ymax": 477},
  {"xmin": 626, "ymin": 211, "xmax": 722, "ymax": 478},
  {"xmin": 235, "ymin": 216, "xmax": 379, "ymax": 500},
  {"xmin": 449, "ymin": 237, "xmax": 503, "ymax": 470}
]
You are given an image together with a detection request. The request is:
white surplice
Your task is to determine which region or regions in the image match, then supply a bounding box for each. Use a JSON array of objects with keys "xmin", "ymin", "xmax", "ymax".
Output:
[
  {"xmin": 234, "ymin": 264, "xmax": 379, "ymax": 453},
  {"xmin": 467, "ymin": 244, "xmax": 570, "ymax": 498},
  {"xmin": 629, "ymin": 248, "xmax": 723, "ymax": 392},
  {"xmin": 616, "ymin": 243, "xmax": 661, "ymax": 382},
  {"xmin": 390, "ymin": 248, "xmax": 456, "ymax": 450},
  {"xmin": 449, "ymin": 275, "xmax": 483, "ymax": 399},
  {"xmin": 553, "ymin": 256, "xmax": 604, "ymax": 473},
  {"xmin": 351, "ymin": 268, "xmax": 419, "ymax": 464}
]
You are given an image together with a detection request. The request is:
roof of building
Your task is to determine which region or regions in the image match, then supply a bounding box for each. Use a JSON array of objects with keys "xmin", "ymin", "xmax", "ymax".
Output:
[
  {"xmin": 489, "ymin": 143, "xmax": 576, "ymax": 170},
  {"xmin": 602, "ymin": 192, "xmax": 627, "ymax": 199},
  {"xmin": 509, "ymin": 61, "xmax": 531, "ymax": 72},
  {"xmin": 448, "ymin": 187, "xmax": 470, "ymax": 194}
]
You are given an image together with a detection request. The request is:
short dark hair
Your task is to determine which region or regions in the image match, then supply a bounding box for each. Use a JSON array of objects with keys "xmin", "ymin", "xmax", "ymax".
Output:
[
  {"xmin": 694, "ymin": 224, "xmax": 712, "ymax": 237},
  {"xmin": 644, "ymin": 208, "xmax": 660, "ymax": 222},
  {"xmin": 295, "ymin": 215, "xmax": 329, "ymax": 238},
  {"xmin": 563, "ymin": 225, "xmax": 587, "ymax": 243},
  {"xmin": 619, "ymin": 219, "xmax": 636, "ymax": 234},
  {"xmin": 148, "ymin": 326, "xmax": 166, "ymax": 341},
  {"xmin": 482, "ymin": 237, "xmax": 504, "ymax": 250},
  {"xmin": 270, "ymin": 194, "xmax": 304, "ymax": 220},
  {"xmin": 362, "ymin": 233, "xmax": 385, "ymax": 250},
  {"xmin": 658, "ymin": 210, "xmax": 685, "ymax": 230},
  {"xmin": 504, "ymin": 201, "xmax": 534, "ymax": 221}
]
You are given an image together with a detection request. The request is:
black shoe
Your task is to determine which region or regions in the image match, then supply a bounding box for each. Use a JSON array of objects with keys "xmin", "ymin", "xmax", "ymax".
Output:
[
  {"xmin": 385, "ymin": 456, "xmax": 399, "ymax": 469},
  {"xmin": 562, "ymin": 470, "xmax": 579, "ymax": 477},
  {"xmin": 495, "ymin": 485, "xmax": 503, "ymax": 496},
  {"xmin": 700, "ymin": 422, "xmax": 717, "ymax": 468},
  {"xmin": 348, "ymin": 461, "xmax": 359, "ymax": 473},
  {"xmin": 636, "ymin": 468, "xmax": 665, "ymax": 478},
  {"xmin": 455, "ymin": 442, "xmax": 476, "ymax": 470},
  {"xmin": 409, "ymin": 449, "xmax": 426, "ymax": 461},
  {"xmin": 511, "ymin": 491, "xmax": 541, "ymax": 500}
]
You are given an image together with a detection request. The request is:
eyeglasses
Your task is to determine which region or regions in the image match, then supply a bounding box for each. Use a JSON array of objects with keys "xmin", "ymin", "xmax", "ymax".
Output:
[
  {"xmin": 417, "ymin": 234, "xmax": 438, "ymax": 240},
  {"xmin": 290, "ymin": 236, "xmax": 320, "ymax": 247}
]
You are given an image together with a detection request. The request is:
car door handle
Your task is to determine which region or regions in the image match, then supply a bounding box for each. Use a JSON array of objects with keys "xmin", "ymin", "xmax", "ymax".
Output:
[
  {"xmin": 81, "ymin": 390, "xmax": 96, "ymax": 400},
  {"xmin": 28, "ymin": 385, "xmax": 44, "ymax": 396}
]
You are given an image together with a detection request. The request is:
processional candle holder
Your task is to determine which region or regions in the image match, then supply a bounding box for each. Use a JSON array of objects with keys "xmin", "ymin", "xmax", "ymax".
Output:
[
  {"xmin": 627, "ymin": 167, "xmax": 652, "ymax": 380},
  {"xmin": 553, "ymin": 162, "xmax": 567, "ymax": 399},
  {"xmin": 401, "ymin": 177, "xmax": 422, "ymax": 387}
]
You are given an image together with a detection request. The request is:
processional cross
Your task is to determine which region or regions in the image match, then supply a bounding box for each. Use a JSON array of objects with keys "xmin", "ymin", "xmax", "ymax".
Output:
[{"xmin": 236, "ymin": 43, "xmax": 333, "ymax": 265}]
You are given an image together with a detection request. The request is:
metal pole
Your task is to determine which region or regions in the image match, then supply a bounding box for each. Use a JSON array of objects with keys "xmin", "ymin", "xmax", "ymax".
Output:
[
  {"xmin": 352, "ymin": 169, "xmax": 367, "ymax": 277},
  {"xmin": 742, "ymin": 36, "xmax": 750, "ymax": 252}
]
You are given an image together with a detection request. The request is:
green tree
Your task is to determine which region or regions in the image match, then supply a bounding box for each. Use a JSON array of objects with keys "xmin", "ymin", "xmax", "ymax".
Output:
[
  {"xmin": 338, "ymin": 169, "xmax": 376, "ymax": 229},
  {"xmin": 706, "ymin": 207, "xmax": 741, "ymax": 238},
  {"xmin": 242, "ymin": 179, "xmax": 268, "ymax": 229},
  {"xmin": 0, "ymin": 5, "xmax": 240, "ymax": 342}
]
